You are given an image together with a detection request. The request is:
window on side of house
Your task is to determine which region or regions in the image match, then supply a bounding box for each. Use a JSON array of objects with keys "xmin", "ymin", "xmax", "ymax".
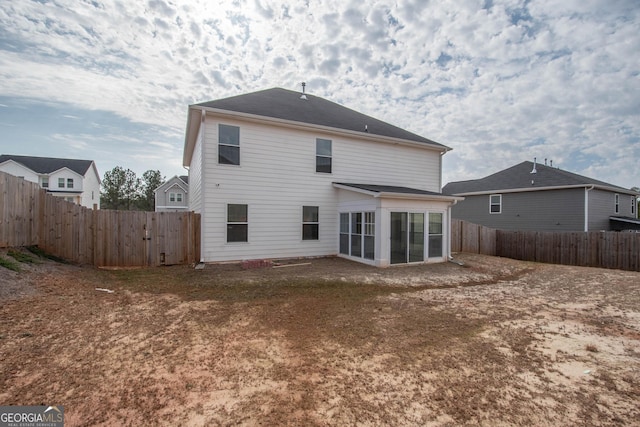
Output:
[
  {"xmin": 428, "ymin": 212, "xmax": 443, "ymax": 258},
  {"xmin": 302, "ymin": 206, "xmax": 319, "ymax": 240},
  {"xmin": 339, "ymin": 212, "xmax": 375, "ymax": 260},
  {"xmin": 363, "ymin": 212, "xmax": 375, "ymax": 260},
  {"xmin": 170, "ymin": 193, "xmax": 176, "ymax": 202},
  {"xmin": 41, "ymin": 177, "xmax": 49, "ymax": 188},
  {"xmin": 632, "ymin": 196, "xmax": 636, "ymax": 216},
  {"xmin": 614, "ymin": 194, "xmax": 619, "ymax": 214},
  {"xmin": 177, "ymin": 193, "xmax": 183, "ymax": 202},
  {"xmin": 490, "ymin": 194, "xmax": 502, "ymax": 214},
  {"xmin": 227, "ymin": 204, "xmax": 248, "ymax": 242},
  {"xmin": 67, "ymin": 178, "xmax": 74, "ymax": 189},
  {"xmin": 58, "ymin": 178, "xmax": 65, "ymax": 188},
  {"xmin": 339, "ymin": 213, "xmax": 349, "ymax": 255},
  {"xmin": 316, "ymin": 138, "xmax": 332, "ymax": 173},
  {"xmin": 219, "ymin": 124, "xmax": 240, "ymax": 165}
]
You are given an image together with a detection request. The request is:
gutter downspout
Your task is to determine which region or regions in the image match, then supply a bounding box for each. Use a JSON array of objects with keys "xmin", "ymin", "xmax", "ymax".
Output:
[
  {"xmin": 447, "ymin": 199, "xmax": 458, "ymax": 260},
  {"xmin": 584, "ymin": 185, "xmax": 594, "ymax": 232}
]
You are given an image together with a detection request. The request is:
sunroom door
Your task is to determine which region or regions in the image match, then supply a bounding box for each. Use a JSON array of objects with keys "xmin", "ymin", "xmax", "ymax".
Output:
[{"xmin": 390, "ymin": 212, "xmax": 425, "ymax": 264}]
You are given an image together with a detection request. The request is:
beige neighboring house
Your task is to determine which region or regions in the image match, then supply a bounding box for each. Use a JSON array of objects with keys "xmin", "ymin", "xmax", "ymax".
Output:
[
  {"xmin": 155, "ymin": 175, "xmax": 189, "ymax": 212},
  {"xmin": 0, "ymin": 154, "xmax": 101, "ymax": 209}
]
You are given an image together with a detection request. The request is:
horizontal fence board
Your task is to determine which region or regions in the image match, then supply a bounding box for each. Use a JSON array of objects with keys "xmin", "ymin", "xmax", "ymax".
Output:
[{"xmin": 0, "ymin": 172, "xmax": 199, "ymax": 267}]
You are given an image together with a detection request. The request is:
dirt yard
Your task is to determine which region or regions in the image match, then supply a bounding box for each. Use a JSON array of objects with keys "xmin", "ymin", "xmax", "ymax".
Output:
[{"xmin": 0, "ymin": 249, "xmax": 639, "ymax": 426}]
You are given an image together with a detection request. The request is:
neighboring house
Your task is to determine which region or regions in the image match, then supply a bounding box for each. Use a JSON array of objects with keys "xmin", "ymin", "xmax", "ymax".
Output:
[
  {"xmin": 182, "ymin": 87, "xmax": 462, "ymax": 267},
  {"xmin": 443, "ymin": 160, "xmax": 640, "ymax": 232},
  {"xmin": 155, "ymin": 175, "xmax": 189, "ymax": 212},
  {"xmin": 0, "ymin": 154, "xmax": 101, "ymax": 209}
]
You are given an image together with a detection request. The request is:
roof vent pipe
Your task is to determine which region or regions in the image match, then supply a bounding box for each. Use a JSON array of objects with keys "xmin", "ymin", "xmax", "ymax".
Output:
[
  {"xmin": 300, "ymin": 82, "xmax": 307, "ymax": 100},
  {"xmin": 530, "ymin": 157, "xmax": 537, "ymax": 174}
]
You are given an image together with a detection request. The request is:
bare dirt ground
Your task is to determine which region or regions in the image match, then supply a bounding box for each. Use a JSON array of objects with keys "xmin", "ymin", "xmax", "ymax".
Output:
[{"xmin": 0, "ymin": 249, "xmax": 639, "ymax": 426}]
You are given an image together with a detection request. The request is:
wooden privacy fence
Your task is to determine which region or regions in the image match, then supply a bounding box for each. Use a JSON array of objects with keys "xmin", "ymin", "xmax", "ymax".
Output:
[
  {"xmin": 451, "ymin": 219, "xmax": 497, "ymax": 256},
  {"xmin": 451, "ymin": 219, "xmax": 640, "ymax": 272},
  {"xmin": 0, "ymin": 172, "xmax": 200, "ymax": 267},
  {"xmin": 495, "ymin": 230, "xmax": 640, "ymax": 271}
]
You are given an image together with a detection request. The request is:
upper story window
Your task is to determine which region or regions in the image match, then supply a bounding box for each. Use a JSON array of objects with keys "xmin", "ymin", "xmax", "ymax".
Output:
[
  {"xmin": 632, "ymin": 196, "xmax": 636, "ymax": 216},
  {"xmin": 58, "ymin": 178, "xmax": 65, "ymax": 188},
  {"xmin": 614, "ymin": 194, "xmax": 619, "ymax": 214},
  {"xmin": 490, "ymin": 194, "xmax": 502, "ymax": 214},
  {"xmin": 219, "ymin": 124, "xmax": 240, "ymax": 165},
  {"xmin": 67, "ymin": 178, "xmax": 74, "ymax": 189},
  {"xmin": 170, "ymin": 192, "xmax": 176, "ymax": 202},
  {"xmin": 302, "ymin": 206, "xmax": 319, "ymax": 240},
  {"xmin": 316, "ymin": 138, "xmax": 332, "ymax": 173},
  {"xmin": 41, "ymin": 177, "xmax": 49, "ymax": 188},
  {"xmin": 177, "ymin": 193, "xmax": 183, "ymax": 202}
]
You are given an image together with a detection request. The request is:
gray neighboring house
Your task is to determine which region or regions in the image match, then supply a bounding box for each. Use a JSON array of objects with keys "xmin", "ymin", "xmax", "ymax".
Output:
[
  {"xmin": 443, "ymin": 160, "xmax": 640, "ymax": 232},
  {"xmin": 154, "ymin": 175, "xmax": 189, "ymax": 212}
]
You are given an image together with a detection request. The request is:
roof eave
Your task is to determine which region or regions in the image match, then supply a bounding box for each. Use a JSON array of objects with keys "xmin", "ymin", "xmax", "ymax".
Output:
[
  {"xmin": 193, "ymin": 105, "xmax": 451, "ymax": 153},
  {"xmin": 377, "ymin": 192, "xmax": 464, "ymax": 202},
  {"xmin": 183, "ymin": 107, "xmax": 203, "ymax": 167},
  {"xmin": 332, "ymin": 183, "xmax": 463, "ymax": 202},
  {"xmin": 450, "ymin": 184, "xmax": 638, "ymax": 197}
]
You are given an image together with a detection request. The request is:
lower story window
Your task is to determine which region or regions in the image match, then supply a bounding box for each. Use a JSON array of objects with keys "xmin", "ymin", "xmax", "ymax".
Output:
[
  {"xmin": 302, "ymin": 206, "xmax": 319, "ymax": 240},
  {"xmin": 227, "ymin": 204, "xmax": 248, "ymax": 242},
  {"xmin": 428, "ymin": 212, "xmax": 443, "ymax": 258},
  {"xmin": 340, "ymin": 211, "xmax": 375, "ymax": 260}
]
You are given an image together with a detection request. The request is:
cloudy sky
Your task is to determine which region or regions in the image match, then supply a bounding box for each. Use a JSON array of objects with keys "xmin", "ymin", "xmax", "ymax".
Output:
[{"xmin": 0, "ymin": 0, "xmax": 638, "ymax": 189}]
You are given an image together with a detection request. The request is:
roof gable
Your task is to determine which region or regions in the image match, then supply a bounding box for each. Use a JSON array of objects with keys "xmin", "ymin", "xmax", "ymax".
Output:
[
  {"xmin": 0, "ymin": 154, "xmax": 94, "ymax": 177},
  {"xmin": 443, "ymin": 161, "xmax": 636, "ymax": 195},
  {"xmin": 155, "ymin": 175, "xmax": 189, "ymax": 194},
  {"xmin": 195, "ymin": 88, "xmax": 447, "ymax": 148}
]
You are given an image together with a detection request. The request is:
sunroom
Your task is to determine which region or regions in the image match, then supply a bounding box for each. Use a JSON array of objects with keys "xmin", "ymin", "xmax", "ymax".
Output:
[{"xmin": 333, "ymin": 183, "xmax": 463, "ymax": 267}]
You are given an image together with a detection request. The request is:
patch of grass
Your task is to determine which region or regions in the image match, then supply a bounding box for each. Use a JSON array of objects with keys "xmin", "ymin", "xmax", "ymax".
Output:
[
  {"xmin": 8, "ymin": 249, "xmax": 37, "ymax": 264},
  {"xmin": 26, "ymin": 246, "xmax": 68, "ymax": 264},
  {"xmin": 0, "ymin": 256, "xmax": 21, "ymax": 272}
]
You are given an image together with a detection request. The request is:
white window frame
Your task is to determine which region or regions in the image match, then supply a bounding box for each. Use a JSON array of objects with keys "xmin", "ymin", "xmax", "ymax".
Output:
[
  {"xmin": 67, "ymin": 178, "xmax": 74, "ymax": 189},
  {"xmin": 227, "ymin": 204, "xmax": 248, "ymax": 243},
  {"xmin": 58, "ymin": 178, "xmax": 65, "ymax": 188},
  {"xmin": 489, "ymin": 194, "xmax": 502, "ymax": 214},
  {"xmin": 176, "ymin": 193, "xmax": 183, "ymax": 202},
  {"xmin": 632, "ymin": 196, "xmax": 636, "ymax": 216},
  {"xmin": 218, "ymin": 124, "xmax": 240, "ymax": 166},
  {"xmin": 339, "ymin": 211, "xmax": 375, "ymax": 260},
  {"xmin": 315, "ymin": 138, "xmax": 332, "ymax": 173},
  {"xmin": 41, "ymin": 177, "xmax": 49, "ymax": 188},
  {"xmin": 302, "ymin": 206, "xmax": 319, "ymax": 241},
  {"xmin": 615, "ymin": 194, "xmax": 619, "ymax": 214}
]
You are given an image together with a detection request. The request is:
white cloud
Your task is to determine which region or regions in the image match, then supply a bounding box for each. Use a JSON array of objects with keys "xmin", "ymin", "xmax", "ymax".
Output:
[{"xmin": 0, "ymin": 0, "xmax": 637, "ymax": 187}]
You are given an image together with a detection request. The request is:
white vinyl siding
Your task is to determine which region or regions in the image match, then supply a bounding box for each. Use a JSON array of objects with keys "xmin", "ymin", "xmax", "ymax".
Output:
[
  {"xmin": 188, "ymin": 126, "xmax": 204, "ymax": 213},
  {"xmin": 197, "ymin": 116, "xmax": 443, "ymax": 262}
]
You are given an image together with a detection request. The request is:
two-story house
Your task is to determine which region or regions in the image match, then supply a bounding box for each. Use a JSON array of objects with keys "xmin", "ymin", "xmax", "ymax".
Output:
[
  {"xmin": 155, "ymin": 175, "xmax": 189, "ymax": 212},
  {"xmin": 0, "ymin": 154, "xmax": 101, "ymax": 209},
  {"xmin": 443, "ymin": 160, "xmax": 640, "ymax": 232},
  {"xmin": 182, "ymin": 87, "xmax": 461, "ymax": 267}
]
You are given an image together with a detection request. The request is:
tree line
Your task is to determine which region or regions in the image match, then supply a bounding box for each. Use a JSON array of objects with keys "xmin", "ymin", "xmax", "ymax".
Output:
[{"xmin": 100, "ymin": 166, "xmax": 165, "ymax": 211}]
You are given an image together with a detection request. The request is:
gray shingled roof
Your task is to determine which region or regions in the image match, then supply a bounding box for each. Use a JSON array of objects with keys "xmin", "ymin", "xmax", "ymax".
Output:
[
  {"xmin": 0, "ymin": 154, "xmax": 93, "ymax": 176},
  {"xmin": 443, "ymin": 161, "xmax": 635, "ymax": 195},
  {"xmin": 334, "ymin": 182, "xmax": 446, "ymax": 197},
  {"xmin": 196, "ymin": 88, "xmax": 447, "ymax": 149}
]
